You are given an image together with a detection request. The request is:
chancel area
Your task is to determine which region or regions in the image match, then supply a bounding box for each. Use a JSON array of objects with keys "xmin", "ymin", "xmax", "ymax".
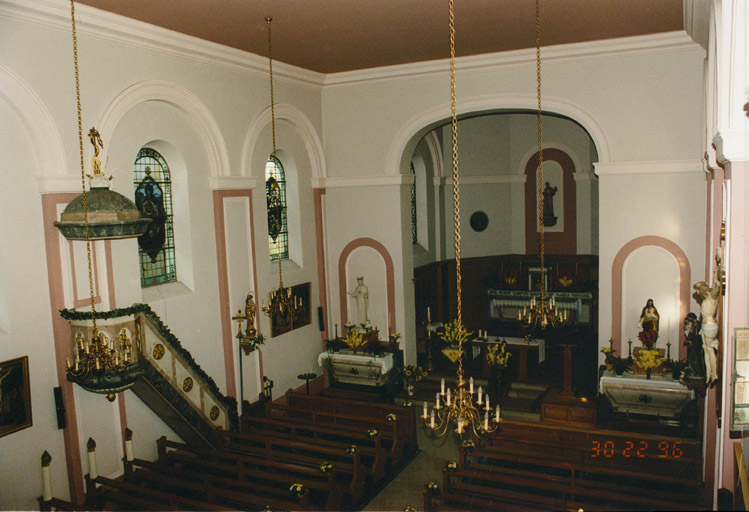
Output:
[{"xmin": 1, "ymin": 0, "xmax": 748, "ymax": 511}]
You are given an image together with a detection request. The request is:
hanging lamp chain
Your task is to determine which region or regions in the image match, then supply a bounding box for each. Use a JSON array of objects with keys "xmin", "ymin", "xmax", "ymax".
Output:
[
  {"xmin": 266, "ymin": 16, "xmax": 283, "ymax": 288},
  {"xmin": 535, "ymin": 0, "xmax": 545, "ymax": 301},
  {"xmin": 70, "ymin": 0, "xmax": 98, "ymax": 334},
  {"xmin": 448, "ymin": 0, "xmax": 464, "ymax": 379}
]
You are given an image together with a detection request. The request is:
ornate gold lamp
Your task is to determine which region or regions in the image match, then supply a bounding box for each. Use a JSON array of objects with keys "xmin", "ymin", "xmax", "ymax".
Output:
[
  {"xmin": 60, "ymin": 0, "xmax": 144, "ymax": 400},
  {"xmin": 518, "ymin": 0, "xmax": 568, "ymax": 332},
  {"xmin": 420, "ymin": 0, "xmax": 501, "ymax": 438},
  {"xmin": 260, "ymin": 17, "xmax": 302, "ymax": 329}
]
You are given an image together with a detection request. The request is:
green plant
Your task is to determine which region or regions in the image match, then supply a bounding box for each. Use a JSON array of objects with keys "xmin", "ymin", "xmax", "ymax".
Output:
[
  {"xmin": 486, "ymin": 343, "xmax": 511, "ymax": 370},
  {"xmin": 602, "ymin": 347, "xmax": 633, "ymax": 375},
  {"xmin": 661, "ymin": 359, "xmax": 689, "ymax": 380}
]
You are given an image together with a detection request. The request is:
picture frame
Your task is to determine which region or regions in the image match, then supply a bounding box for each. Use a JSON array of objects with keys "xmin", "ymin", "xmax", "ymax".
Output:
[
  {"xmin": 0, "ymin": 356, "xmax": 32, "ymax": 438},
  {"xmin": 270, "ymin": 282, "xmax": 312, "ymax": 338}
]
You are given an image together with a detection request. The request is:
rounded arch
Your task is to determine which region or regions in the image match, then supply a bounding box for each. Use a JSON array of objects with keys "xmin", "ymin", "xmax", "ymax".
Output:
[
  {"xmin": 611, "ymin": 235, "xmax": 691, "ymax": 356},
  {"xmin": 386, "ymin": 93, "xmax": 613, "ymax": 177},
  {"xmin": 0, "ymin": 64, "xmax": 67, "ymax": 183},
  {"xmin": 338, "ymin": 238, "xmax": 395, "ymax": 329},
  {"xmin": 98, "ymin": 80, "xmax": 230, "ymax": 179},
  {"xmin": 243, "ymin": 103, "xmax": 326, "ymax": 184}
]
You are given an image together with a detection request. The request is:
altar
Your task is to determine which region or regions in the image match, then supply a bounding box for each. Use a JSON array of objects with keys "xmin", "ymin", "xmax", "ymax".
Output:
[
  {"xmin": 318, "ymin": 351, "xmax": 394, "ymax": 387},
  {"xmin": 600, "ymin": 371, "xmax": 694, "ymax": 418},
  {"xmin": 471, "ymin": 336, "xmax": 545, "ymax": 381}
]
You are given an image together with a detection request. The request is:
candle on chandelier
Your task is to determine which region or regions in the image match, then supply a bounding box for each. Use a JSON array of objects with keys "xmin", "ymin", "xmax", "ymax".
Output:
[
  {"xmin": 456, "ymin": 416, "xmax": 464, "ymax": 434},
  {"xmin": 469, "ymin": 377, "xmax": 474, "ymax": 394},
  {"xmin": 427, "ymin": 306, "xmax": 431, "ymax": 323},
  {"xmin": 477, "ymin": 386, "xmax": 483, "ymax": 404},
  {"xmin": 484, "ymin": 412, "xmax": 489, "ymax": 431},
  {"xmin": 430, "ymin": 410, "xmax": 435, "ymax": 429},
  {"xmin": 422, "ymin": 401, "xmax": 428, "ymax": 419},
  {"xmin": 435, "ymin": 393, "xmax": 440, "ymax": 409},
  {"xmin": 485, "ymin": 394, "xmax": 490, "ymax": 411},
  {"xmin": 441, "ymin": 378, "xmax": 445, "ymax": 395},
  {"xmin": 495, "ymin": 404, "xmax": 501, "ymax": 423},
  {"xmin": 446, "ymin": 388, "xmax": 451, "ymax": 406}
]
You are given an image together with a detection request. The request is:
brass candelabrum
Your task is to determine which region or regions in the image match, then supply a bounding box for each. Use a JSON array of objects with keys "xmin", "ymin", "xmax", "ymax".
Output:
[
  {"xmin": 66, "ymin": 323, "xmax": 142, "ymax": 401},
  {"xmin": 261, "ymin": 286, "xmax": 301, "ymax": 326},
  {"xmin": 518, "ymin": 292, "xmax": 568, "ymax": 330},
  {"xmin": 421, "ymin": 375, "xmax": 502, "ymax": 437}
]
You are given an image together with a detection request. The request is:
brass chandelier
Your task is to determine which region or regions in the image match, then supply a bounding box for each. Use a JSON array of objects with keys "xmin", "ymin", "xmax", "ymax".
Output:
[
  {"xmin": 518, "ymin": 0, "xmax": 567, "ymax": 332},
  {"xmin": 260, "ymin": 17, "xmax": 302, "ymax": 327},
  {"xmin": 62, "ymin": 0, "xmax": 144, "ymax": 400},
  {"xmin": 420, "ymin": 0, "xmax": 500, "ymax": 438}
]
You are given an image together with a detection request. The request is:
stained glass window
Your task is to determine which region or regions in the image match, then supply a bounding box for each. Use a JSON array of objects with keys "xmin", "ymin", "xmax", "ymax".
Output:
[
  {"xmin": 411, "ymin": 162, "xmax": 417, "ymax": 244},
  {"xmin": 133, "ymin": 148, "xmax": 176, "ymax": 287},
  {"xmin": 266, "ymin": 155, "xmax": 288, "ymax": 261}
]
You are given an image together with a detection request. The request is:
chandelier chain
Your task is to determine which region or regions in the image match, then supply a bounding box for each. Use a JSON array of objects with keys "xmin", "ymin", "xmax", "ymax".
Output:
[
  {"xmin": 266, "ymin": 16, "xmax": 283, "ymax": 288},
  {"xmin": 535, "ymin": 0, "xmax": 545, "ymax": 298},
  {"xmin": 448, "ymin": 0, "xmax": 463, "ymax": 379},
  {"xmin": 70, "ymin": 0, "xmax": 98, "ymax": 332}
]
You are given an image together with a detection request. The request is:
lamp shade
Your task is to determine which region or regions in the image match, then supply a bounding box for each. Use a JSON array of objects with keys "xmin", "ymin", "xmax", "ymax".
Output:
[{"xmin": 54, "ymin": 177, "xmax": 151, "ymax": 240}]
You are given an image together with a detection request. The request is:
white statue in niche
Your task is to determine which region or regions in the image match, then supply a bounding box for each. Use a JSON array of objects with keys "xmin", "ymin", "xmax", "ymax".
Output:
[
  {"xmin": 348, "ymin": 276, "xmax": 369, "ymax": 331},
  {"xmin": 694, "ymin": 249, "xmax": 723, "ymax": 385}
]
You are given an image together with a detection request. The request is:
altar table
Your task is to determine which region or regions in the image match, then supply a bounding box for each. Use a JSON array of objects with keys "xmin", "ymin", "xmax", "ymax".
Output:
[
  {"xmin": 471, "ymin": 336, "xmax": 545, "ymax": 381},
  {"xmin": 318, "ymin": 351, "xmax": 394, "ymax": 387},
  {"xmin": 600, "ymin": 371, "xmax": 694, "ymax": 418}
]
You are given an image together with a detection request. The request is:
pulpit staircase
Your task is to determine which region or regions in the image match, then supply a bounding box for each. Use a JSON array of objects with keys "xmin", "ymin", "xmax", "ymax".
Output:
[{"xmin": 61, "ymin": 304, "xmax": 238, "ymax": 449}]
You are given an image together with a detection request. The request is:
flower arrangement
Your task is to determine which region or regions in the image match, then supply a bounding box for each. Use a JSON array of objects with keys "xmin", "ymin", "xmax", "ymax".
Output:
[
  {"xmin": 390, "ymin": 332, "xmax": 401, "ymax": 344},
  {"xmin": 638, "ymin": 329, "xmax": 657, "ymax": 349},
  {"xmin": 439, "ymin": 320, "xmax": 472, "ymax": 347},
  {"xmin": 401, "ymin": 364, "xmax": 428, "ymax": 386},
  {"xmin": 601, "ymin": 347, "xmax": 633, "ymax": 375},
  {"xmin": 342, "ymin": 328, "xmax": 366, "ymax": 353},
  {"xmin": 636, "ymin": 349, "xmax": 665, "ymax": 374},
  {"xmin": 486, "ymin": 343, "xmax": 511, "ymax": 370},
  {"xmin": 241, "ymin": 333, "xmax": 265, "ymax": 353}
]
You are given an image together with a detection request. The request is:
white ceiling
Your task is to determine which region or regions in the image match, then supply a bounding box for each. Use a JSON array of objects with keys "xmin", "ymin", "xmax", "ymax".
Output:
[{"xmin": 75, "ymin": 0, "xmax": 690, "ymax": 74}]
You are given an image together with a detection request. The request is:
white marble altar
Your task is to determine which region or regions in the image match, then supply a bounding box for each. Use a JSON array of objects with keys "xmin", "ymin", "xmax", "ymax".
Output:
[
  {"xmin": 600, "ymin": 371, "xmax": 694, "ymax": 418},
  {"xmin": 318, "ymin": 351, "xmax": 394, "ymax": 386}
]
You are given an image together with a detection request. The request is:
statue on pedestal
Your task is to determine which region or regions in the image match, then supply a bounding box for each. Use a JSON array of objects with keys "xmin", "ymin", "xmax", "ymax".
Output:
[
  {"xmin": 348, "ymin": 277, "xmax": 369, "ymax": 331},
  {"xmin": 637, "ymin": 299, "xmax": 660, "ymax": 349}
]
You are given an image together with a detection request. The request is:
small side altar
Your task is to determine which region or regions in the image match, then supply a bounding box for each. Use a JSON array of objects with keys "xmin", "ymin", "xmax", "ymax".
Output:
[
  {"xmin": 318, "ymin": 351, "xmax": 394, "ymax": 387},
  {"xmin": 600, "ymin": 371, "xmax": 694, "ymax": 418}
]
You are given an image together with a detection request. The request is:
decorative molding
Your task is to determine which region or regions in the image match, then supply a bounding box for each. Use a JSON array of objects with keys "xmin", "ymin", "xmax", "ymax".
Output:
[
  {"xmin": 573, "ymin": 171, "xmax": 598, "ymax": 182},
  {"xmin": 0, "ymin": 0, "xmax": 323, "ymax": 88},
  {"xmin": 209, "ymin": 176, "xmax": 257, "ymax": 191},
  {"xmin": 325, "ymin": 31, "xmax": 703, "ymax": 87},
  {"xmin": 594, "ymin": 159, "xmax": 704, "ymax": 175},
  {"xmin": 323, "ymin": 175, "xmax": 414, "ymax": 188},
  {"xmin": 714, "ymin": 129, "xmax": 749, "ymax": 164}
]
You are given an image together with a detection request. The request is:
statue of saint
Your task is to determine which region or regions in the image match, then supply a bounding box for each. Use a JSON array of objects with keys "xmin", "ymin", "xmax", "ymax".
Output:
[
  {"xmin": 694, "ymin": 256, "xmax": 722, "ymax": 385},
  {"xmin": 244, "ymin": 292, "xmax": 257, "ymax": 337},
  {"xmin": 637, "ymin": 299, "xmax": 659, "ymax": 349},
  {"xmin": 683, "ymin": 312, "xmax": 705, "ymax": 379},
  {"xmin": 348, "ymin": 277, "xmax": 369, "ymax": 328},
  {"xmin": 542, "ymin": 182, "xmax": 558, "ymax": 226}
]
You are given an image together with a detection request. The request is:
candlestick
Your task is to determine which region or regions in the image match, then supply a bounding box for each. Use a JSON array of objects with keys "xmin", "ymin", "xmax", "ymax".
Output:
[
  {"xmin": 435, "ymin": 393, "xmax": 440, "ymax": 409},
  {"xmin": 87, "ymin": 438, "xmax": 98, "ymax": 479},
  {"xmin": 41, "ymin": 451, "xmax": 52, "ymax": 502},
  {"xmin": 441, "ymin": 378, "xmax": 445, "ymax": 395},
  {"xmin": 627, "ymin": 338, "xmax": 632, "ymax": 357},
  {"xmin": 484, "ymin": 412, "xmax": 489, "ymax": 431},
  {"xmin": 469, "ymin": 377, "xmax": 474, "ymax": 394},
  {"xmin": 495, "ymin": 404, "xmax": 501, "ymax": 423},
  {"xmin": 422, "ymin": 401, "xmax": 428, "ymax": 419},
  {"xmin": 430, "ymin": 410, "xmax": 435, "ymax": 428},
  {"xmin": 124, "ymin": 427, "xmax": 134, "ymax": 462},
  {"xmin": 477, "ymin": 386, "xmax": 483, "ymax": 405},
  {"xmin": 446, "ymin": 388, "xmax": 451, "ymax": 406},
  {"xmin": 485, "ymin": 394, "xmax": 490, "ymax": 411}
]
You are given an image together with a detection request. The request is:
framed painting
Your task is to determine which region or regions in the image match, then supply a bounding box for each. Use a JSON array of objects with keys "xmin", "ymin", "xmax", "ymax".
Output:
[
  {"xmin": 270, "ymin": 282, "xmax": 311, "ymax": 337},
  {"xmin": 0, "ymin": 356, "xmax": 32, "ymax": 438}
]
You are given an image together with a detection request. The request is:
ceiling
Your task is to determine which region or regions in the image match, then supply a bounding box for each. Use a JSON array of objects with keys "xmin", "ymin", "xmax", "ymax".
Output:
[{"xmin": 76, "ymin": 0, "xmax": 684, "ymax": 74}]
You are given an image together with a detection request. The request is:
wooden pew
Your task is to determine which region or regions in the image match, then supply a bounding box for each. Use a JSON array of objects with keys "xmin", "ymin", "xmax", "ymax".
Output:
[
  {"xmin": 212, "ymin": 429, "xmax": 366, "ymax": 503},
  {"xmin": 266, "ymin": 400, "xmax": 405, "ymax": 464},
  {"xmin": 284, "ymin": 389, "xmax": 418, "ymax": 453},
  {"xmin": 426, "ymin": 443, "xmax": 702, "ymax": 512},
  {"xmin": 157, "ymin": 436, "xmax": 347, "ymax": 509},
  {"xmin": 236, "ymin": 415, "xmax": 387, "ymax": 482},
  {"xmin": 88, "ymin": 474, "xmax": 234, "ymax": 511}
]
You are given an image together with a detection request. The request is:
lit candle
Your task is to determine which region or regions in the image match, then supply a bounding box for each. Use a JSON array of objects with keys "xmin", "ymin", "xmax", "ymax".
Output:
[
  {"xmin": 495, "ymin": 404, "xmax": 501, "ymax": 423},
  {"xmin": 422, "ymin": 401, "xmax": 428, "ymax": 419},
  {"xmin": 484, "ymin": 412, "xmax": 489, "ymax": 431},
  {"xmin": 485, "ymin": 394, "xmax": 490, "ymax": 411},
  {"xmin": 435, "ymin": 393, "xmax": 441, "ymax": 409},
  {"xmin": 430, "ymin": 410, "xmax": 435, "ymax": 429},
  {"xmin": 441, "ymin": 378, "xmax": 445, "ymax": 395},
  {"xmin": 469, "ymin": 377, "xmax": 474, "ymax": 394},
  {"xmin": 477, "ymin": 386, "xmax": 483, "ymax": 405},
  {"xmin": 446, "ymin": 388, "xmax": 451, "ymax": 406}
]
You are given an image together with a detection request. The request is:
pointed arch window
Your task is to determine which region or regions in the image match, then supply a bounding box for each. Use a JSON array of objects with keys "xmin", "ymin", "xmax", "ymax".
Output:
[
  {"xmin": 266, "ymin": 155, "xmax": 289, "ymax": 261},
  {"xmin": 133, "ymin": 148, "xmax": 176, "ymax": 287}
]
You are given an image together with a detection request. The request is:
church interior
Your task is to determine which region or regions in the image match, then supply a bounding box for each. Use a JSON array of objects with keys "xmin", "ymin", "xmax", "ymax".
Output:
[{"xmin": 1, "ymin": 0, "xmax": 748, "ymax": 510}]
